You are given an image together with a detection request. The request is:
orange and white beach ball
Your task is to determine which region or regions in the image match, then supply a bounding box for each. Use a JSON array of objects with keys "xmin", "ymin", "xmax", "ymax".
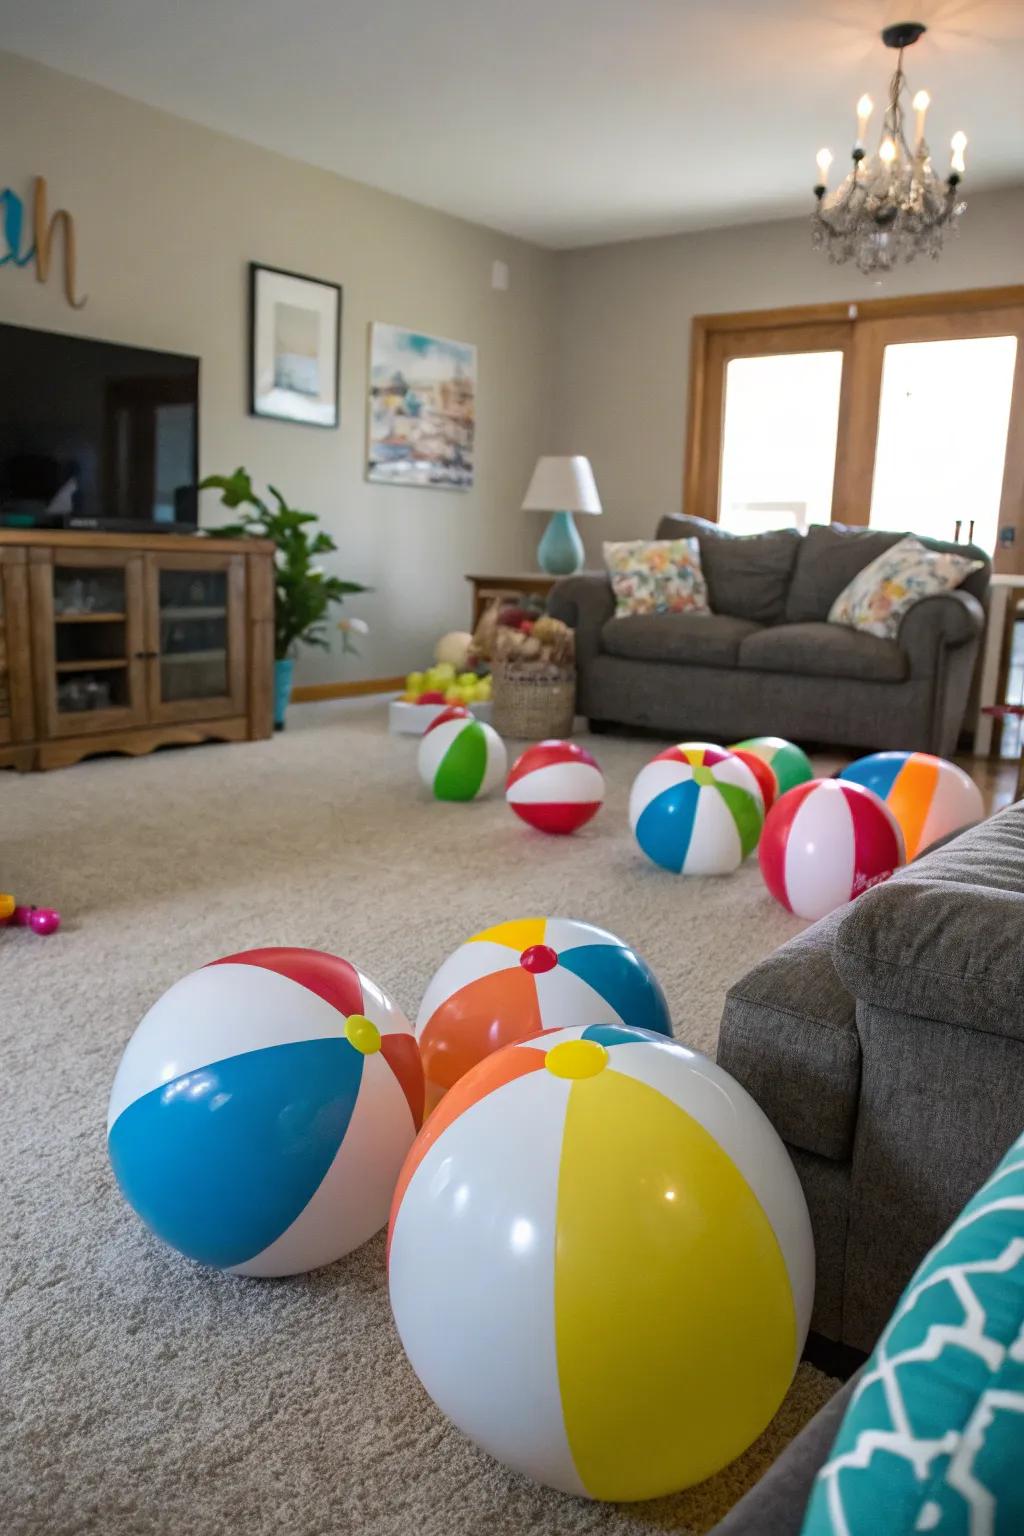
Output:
[
  {"xmin": 838, "ymin": 751, "xmax": 983, "ymax": 860},
  {"xmin": 415, "ymin": 917, "xmax": 671, "ymax": 1108}
]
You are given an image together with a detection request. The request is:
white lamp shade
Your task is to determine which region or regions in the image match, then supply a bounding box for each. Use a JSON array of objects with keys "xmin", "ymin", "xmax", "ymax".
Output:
[{"xmin": 521, "ymin": 456, "xmax": 602, "ymax": 515}]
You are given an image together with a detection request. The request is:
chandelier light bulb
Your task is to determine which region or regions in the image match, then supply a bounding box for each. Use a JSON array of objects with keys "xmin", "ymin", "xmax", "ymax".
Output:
[
  {"xmin": 856, "ymin": 93, "xmax": 874, "ymax": 142},
  {"xmin": 950, "ymin": 131, "xmax": 967, "ymax": 175},
  {"xmin": 816, "ymin": 147, "xmax": 834, "ymax": 186},
  {"xmin": 879, "ymin": 137, "xmax": 897, "ymax": 165},
  {"xmin": 912, "ymin": 89, "xmax": 930, "ymax": 148}
]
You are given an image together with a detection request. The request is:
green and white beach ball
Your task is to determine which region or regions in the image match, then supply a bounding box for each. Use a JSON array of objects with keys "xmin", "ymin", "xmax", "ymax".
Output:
[{"xmin": 417, "ymin": 707, "xmax": 508, "ymax": 802}]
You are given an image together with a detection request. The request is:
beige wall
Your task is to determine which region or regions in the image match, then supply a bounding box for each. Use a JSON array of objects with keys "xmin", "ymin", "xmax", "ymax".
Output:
[
  {"xmin": 5, "ymin": 47, "xmax": 1024, "ymax": 681},
  {"xmin": 0, "ymin": 52, "xmax": 558, "ymax": 683},
  {"xmin": 552, "ymin": 186, "xmax": 1024, "ymax": 560}
]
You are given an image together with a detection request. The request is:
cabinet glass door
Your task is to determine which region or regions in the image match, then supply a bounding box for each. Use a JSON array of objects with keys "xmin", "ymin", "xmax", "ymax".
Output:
[
  {"xmin": 38, "ymin": 555, "xmax": 147, "ymax": 737},
  {"xmin": 147, "ymin": 554, "xmax": 246, "ymax": 721}
]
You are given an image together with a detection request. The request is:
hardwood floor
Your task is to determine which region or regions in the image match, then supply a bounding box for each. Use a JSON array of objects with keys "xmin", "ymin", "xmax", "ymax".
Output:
[{"xmin": 958, "ymin": 754, "xmax": 1021, "ymax": 816}]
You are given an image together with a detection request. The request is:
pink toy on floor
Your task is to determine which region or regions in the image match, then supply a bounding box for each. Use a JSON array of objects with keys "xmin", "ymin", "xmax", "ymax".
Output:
[{"xmin": 0, "ymin": 896, "xmax": 61, "ymax": 935}]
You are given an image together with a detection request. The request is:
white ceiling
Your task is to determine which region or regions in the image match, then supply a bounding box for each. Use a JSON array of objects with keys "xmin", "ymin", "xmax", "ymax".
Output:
[{"xmin": 5, "ymin": 0, "xmax": 1024, "ymax": 248}]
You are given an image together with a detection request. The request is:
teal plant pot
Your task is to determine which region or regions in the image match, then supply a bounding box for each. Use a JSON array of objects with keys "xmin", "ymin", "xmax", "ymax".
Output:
[
  {"xmin": 273, "ymin": 657, "xmax": 295, "ymax": 731},
  {"xmin": 537, "ymin": 509, "xmax": 585, "ymax": 576}
]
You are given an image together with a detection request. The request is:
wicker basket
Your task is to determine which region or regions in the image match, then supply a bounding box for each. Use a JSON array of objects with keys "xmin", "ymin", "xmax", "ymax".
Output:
[{"xmin": 491, "ymin": 662, "xmax": 576, "ymax": 740}]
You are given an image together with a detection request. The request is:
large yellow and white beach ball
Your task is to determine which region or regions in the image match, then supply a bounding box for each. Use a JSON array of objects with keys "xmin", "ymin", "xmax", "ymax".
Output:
[{"xmin": 388, "ymin": 1024, "xmax": 814, "ymax": 1501}]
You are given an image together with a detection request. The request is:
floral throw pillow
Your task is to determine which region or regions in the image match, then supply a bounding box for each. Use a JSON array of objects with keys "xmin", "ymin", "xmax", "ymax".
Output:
[
  {"xmin": 829, "ymin": 535, "xmax": 983, "ymax": 641},
  {"xmin": 603, "ymin": 538, "xmax": 710, "ymax": 618}
]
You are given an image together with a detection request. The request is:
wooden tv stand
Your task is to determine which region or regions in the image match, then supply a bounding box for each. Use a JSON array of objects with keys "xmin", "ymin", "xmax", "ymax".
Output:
[{"xmin": 0, "ymin": 530, "xmax": 275, "ymax": 771}]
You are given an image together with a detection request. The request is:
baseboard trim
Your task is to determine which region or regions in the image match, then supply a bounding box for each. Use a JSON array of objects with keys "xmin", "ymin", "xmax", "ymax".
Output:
[{"xmin": 292, "ymin": 675, "xmax": 405, "ymax": 703}]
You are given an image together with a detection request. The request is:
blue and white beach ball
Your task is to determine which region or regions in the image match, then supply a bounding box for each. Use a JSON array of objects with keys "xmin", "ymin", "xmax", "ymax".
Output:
[{"xmin": 107, "ymin": 947, "xmax": 424, "ymax": 1275}]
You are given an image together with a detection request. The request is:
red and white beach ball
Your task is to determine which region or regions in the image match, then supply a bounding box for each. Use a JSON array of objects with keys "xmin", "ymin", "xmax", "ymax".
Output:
[
  {"xmin": 506, "ymin": 741, "xmax": 605, "ymax": 834},
  {"xmin": 759, "ymin": 779, "xmax": 905, "ymax": 921}
]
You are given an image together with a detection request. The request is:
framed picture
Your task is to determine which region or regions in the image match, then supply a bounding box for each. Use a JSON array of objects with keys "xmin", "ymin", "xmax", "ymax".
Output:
[
  {"xmin": 367, "ymin": 322, "xmax": 476, "ymax": 489},
  {"xmin": 249, "ymin": 263, "xmax": 341, "ymax": 428}
]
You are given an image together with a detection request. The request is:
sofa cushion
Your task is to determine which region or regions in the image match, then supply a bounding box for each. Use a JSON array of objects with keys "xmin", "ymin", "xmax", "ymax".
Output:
[
  {"xmin": 739, "ymin": 622, "xmax": 908, "ymax": 682},
  {"xmin": 656, "ymin": 513, "xmax": 801, "ymax": 624},
  {"xmin": 833, "ymin": 802, "xmax": 1024, "ymax": 1042},
  {"xmin": 601, "ymin": 612, "xmax": 760, "ymax": 667},
  {"xmin": 786, "ymin": 523, "xmax": 990, "ymax": 624}
]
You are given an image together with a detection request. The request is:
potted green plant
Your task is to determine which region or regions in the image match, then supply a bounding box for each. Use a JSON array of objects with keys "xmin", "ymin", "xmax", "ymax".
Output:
[{"xmin": 200, "ymin": 467, "xmax": 369, "ymax": 728}]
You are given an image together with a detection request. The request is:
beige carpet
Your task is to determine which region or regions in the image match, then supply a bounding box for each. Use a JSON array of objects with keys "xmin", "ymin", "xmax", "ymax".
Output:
[{"xmin": 0, "ymin": 703, "xmax": 840, "ymax": 1535}]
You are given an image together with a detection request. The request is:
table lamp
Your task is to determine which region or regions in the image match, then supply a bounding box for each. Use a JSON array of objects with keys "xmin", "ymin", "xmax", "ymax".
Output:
[{"xmin": 522, "ymin": 455, "xmax": 602, "ymax": 576}]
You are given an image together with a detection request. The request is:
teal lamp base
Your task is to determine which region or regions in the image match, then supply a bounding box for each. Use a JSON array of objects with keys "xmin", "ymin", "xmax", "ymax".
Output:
[
  {"xmin": 273, "ymin": 657, "xmax": 295, "ymax": 730},
  {"xmin": 537, "ymin": 510, "xmax": 585, "ymax": 576}
]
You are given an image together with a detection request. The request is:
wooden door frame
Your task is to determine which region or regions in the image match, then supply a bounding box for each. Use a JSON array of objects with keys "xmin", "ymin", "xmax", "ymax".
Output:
[
  {"xmin": 689, "ymin": 319, "xmax": 855, "ymax": 525},
  {"xmin": 0, "ymin": 549, "xmax": 35, "ymax": 745},
  {"xmin": 28, "ymin": 547, "xmax": 148, "ymax": 738},
  {"xmin": 144, "ymin": 551, "xmax": 247, "ymax": 724},
  {"xmin": 684, "ymin": 284, "xmax": 1024, "ymax": 566}
]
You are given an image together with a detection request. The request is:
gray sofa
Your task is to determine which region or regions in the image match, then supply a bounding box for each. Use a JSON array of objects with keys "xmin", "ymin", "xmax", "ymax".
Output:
[
  {"xmin": 710, "ymin": 1374, "xmax": 858, "ymax": 1536},
  {"xmin": 548, "ymin": 516, "xmax": 990, "ymax": 755},
  {"xmin": 717, "ymin": 801, "xmax": 1024, "ymax": 1356}
]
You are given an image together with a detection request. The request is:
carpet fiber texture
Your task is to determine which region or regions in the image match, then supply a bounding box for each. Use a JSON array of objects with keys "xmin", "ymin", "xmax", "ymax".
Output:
[{"xmin": 1, "ymin": 704, "xmax": 839, "ymax": 1535}]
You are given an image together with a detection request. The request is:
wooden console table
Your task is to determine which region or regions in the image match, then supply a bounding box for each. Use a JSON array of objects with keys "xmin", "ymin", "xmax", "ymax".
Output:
[
  {"xmin": 465, "ymin": 572, "xmax": 557, "ymax": 629},
  {"xmin": 0, "ymin": 530, "xmax": 274, "ymax": 771}
]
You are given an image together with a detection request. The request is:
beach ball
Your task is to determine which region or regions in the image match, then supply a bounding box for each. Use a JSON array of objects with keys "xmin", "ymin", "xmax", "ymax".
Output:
[
  {"xmin": 416, "ymin": 917, "xmax": 671, "ymax": 1106},
  {"xmin": 730, "ymin": 737, "xmax": 814, "ymax": 797},
  {"xmin": 389, "ymin": 1024, "xmax": 814, "ymax": 1500},
  {"xmin": 629, "ymin": 742, "xmax": 764, "ymax": 875},
  {"xmin": 107, "ymin": 947, "xmax": 424, "ymax": 1276},
  {"xmin": 728, "ymin": 747, "xmax": 779, "ymax": 811},
  {"xmin": 838, "ymin": 751, "xmax": 983, "ymax": 861},
  {"xmin": 506, "ymin": 740, "xmax": 604, "ymax": 834},
  {"xmin": 759, "ymin": 779, "xmax": 905, "ymax": 922},
  {"xmin": 418, "ymin": 707, "xmax": 507, "ymax": 801}
]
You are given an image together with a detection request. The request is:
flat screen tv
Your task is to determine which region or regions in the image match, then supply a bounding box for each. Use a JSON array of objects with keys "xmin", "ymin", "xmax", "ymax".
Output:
[{"xmin": 0, "ymin": 323, "xmax": 199, "ymax": 532}]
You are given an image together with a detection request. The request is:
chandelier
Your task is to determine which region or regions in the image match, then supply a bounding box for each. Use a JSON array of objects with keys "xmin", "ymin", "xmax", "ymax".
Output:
[{"xmin": 811, "ymin": 21, "xmax": 967, "ymax": 275}]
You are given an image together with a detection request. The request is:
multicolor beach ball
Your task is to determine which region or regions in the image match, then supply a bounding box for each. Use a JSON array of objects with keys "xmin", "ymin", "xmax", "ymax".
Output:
[
  {"xmin": 107, "ymin": 948, "xmax": 424, "ymax": 1275},
  {"xmin": 506, "ymin": 740, "xmax": 605, "ymax": 834},
  {"xmin": 418, "ymin": 706, "xmax": 507, "ymax": 801},
  {"xmin": 727, "ymin": 747, "xmax": 779, "ymax": 812},
  {"xmin": 838, "ymin": 750, "xmax": 983, "ymax": 861},
  {"xmin": 389, "ymin": 1025, "xmax": 814, "ymax": 1501},
  {"xmin": 729, "ymin": 736, "xmax": 814, "ymax": 797},
  {"xmin": 759, "ymin": 779, "xmax": 905, "ymax": 922},
  {"xmin": 629, "ymin": 743, "xmax": 764, "ymax": 875},
  {"xmin": 415, "ymin": 917, "xmax": 671, "ymax": 1107}
]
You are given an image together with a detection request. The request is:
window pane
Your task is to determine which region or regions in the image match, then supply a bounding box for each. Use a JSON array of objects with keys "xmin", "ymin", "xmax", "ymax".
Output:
[
  {"xmin": 869, "ymin": 336, "xmax": 1017, "ymax": 554},
  {"xmin": 718, "ymin": 352, "xmax": 844, "ymax": 533}
]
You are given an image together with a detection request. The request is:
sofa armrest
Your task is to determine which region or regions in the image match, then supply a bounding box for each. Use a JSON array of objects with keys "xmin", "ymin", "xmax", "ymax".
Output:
[
  {"xmin": 546, "ymin": 572, "xmax": 615, "ymax": 665},
  {"xmin": 718, "ymin": 907, "xmax": 859, "ymax": 1162},
  {"xmin": 897, "ymin": 589, "xmax": 984, "ymax": 678},
  {"xmin": 833, "ymin": 875, "xmax": 1024, "ymax": 1044},
  {"xmin": 709, "ymin": 1375, "xmax": 856, "ymax": 1536}
]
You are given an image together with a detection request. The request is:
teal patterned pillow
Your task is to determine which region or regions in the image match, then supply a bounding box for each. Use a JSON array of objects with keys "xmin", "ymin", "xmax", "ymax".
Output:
[{"xmin": 802, "ymin": 1130, "xmax": 1024, "ymax": 1536}]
